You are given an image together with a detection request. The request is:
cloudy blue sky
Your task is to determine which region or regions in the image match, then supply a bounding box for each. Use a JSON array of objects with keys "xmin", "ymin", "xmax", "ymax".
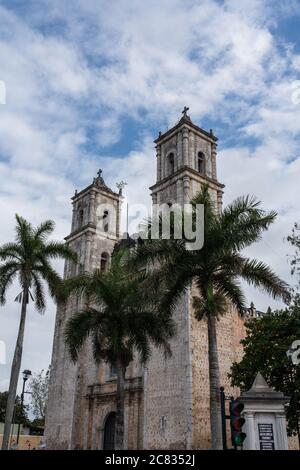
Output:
[{"xmin": 0, "ymin": 0, "xmax": 300, "ymax": 393}]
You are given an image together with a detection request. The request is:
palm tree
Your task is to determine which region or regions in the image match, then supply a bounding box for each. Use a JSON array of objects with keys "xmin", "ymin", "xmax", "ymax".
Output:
[
  {"xmin": 0, "ymin": 215, "xmax": 76, "ymax": 450},
  {"xmin": 63, "ymin": 248, "xmax": 175, "ymax": 450},
  {"xmin": 130, "ymin": 185, "xmax": 290, "ymax": 449}
]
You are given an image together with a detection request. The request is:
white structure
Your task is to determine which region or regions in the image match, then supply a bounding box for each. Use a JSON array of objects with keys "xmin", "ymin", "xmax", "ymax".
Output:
[{"xmin": 241, "ymin": 373, "xmax": 289, "ymax": 450}]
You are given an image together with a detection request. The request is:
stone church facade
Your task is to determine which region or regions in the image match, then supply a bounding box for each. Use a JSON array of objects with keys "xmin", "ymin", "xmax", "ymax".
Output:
[{"xmin": 45, "ymin": 110, "xmax": 245, "ymax": 450}]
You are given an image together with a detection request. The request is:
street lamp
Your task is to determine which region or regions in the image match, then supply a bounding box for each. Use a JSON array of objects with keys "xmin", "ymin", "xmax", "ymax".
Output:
[{"xmin": 16, "ymin": 369, "xmax": 32, "ymax": 446}]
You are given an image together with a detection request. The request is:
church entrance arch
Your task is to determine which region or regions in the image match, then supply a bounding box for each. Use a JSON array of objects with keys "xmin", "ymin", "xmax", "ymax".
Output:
[{"xmin": 103, "ymin": 412, "xmax": 116, "ymax": 449}]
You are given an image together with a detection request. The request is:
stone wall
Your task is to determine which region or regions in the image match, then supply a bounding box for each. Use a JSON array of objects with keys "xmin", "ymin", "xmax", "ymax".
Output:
[
  {"xmin": 191, "ymin": 299, "xmax": 245, "ymax": 448},
  {"xmin": 142, "ymin": 287, "xmax": 246, "ymax": 450},
  {"xmin": 143, "ymin": 294, "xmax": 192, "ymax": 449}
]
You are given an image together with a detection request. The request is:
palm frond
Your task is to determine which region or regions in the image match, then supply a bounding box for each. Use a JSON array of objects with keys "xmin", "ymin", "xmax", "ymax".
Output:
[
  {"xmin": 57, "ymin": 273, "xmax": 90, "ymax": 302},
  {"xmin": 129, "ymin": 238, "xmax": 185, "ymax": 271},
  {"xmin": 0, "ymin": 261, "xmax": 20, "ymax": 304},
  {"xmin": 216, "ymin": 197, "xmax": 277, "ymax": 252},
  {"xmin": 42, "ymin": 241, "xmax": 77, "ymax": 263},
  {"xmin": 91, "ymin": 330, "xmax": 106, "ymax": 364},
  {"xmin": 64, "ymin": 308, "xmax": 97, "ymax": 362},
  {"xmin": 32, "ymin": 272, "xmax": 46, "ymax": 313},
  {"xmin": 15, "ymin": 214, "xmax": 33, "ymax": 250},
  {"xmin": 192, "ymin": 293, "xmax": 227, "ymax": 320},
  {"xmin": 221, "ymin": 195, "xmax": 261, "ymax": 221},
  {"xmin": 0, "ymin": 260, "xmax": 20, "ymax": 276},
  {"xmin": 14, "ymin": 289, "xmax": 32, "ymax": 304},
  {"xmin": 0, "ymin": 243, "xmax": 23, "ymax": 261},
  {"xmin": 35, "ymin": 265, "xmax": 63, "ymax": 301},
  {"xmin": 0, "ymin": 215, "xmax": 78, "ymax": 316},
  {"xmin": 191, "ymin": 184, "xmax": 216, "ymax": 217},
  {"xmin": 158, "ymin": 259, "xmax": 198, "ymax": 316},
  {"xmin": 213, "ymin": 275, "xmax": 247, "ymax": 315},
  {"xmin": 14, "ymin": 291, "xmax": 23, "ymax": 303},
  {"xmin": 34, "ymin": 220, "xmax": 55, "ymax": 241},
  {"xmin": 133, "ymin": 332, "xmax": 152, "ymax": 364},
  {"xmin": 240, "ymin": 258, "xmax": 291, "ymax": 303}
]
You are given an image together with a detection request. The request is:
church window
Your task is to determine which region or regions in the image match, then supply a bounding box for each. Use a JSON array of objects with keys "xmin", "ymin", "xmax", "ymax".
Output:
[
  {"xmin": 198, "ymin": 152, "xmax": 205, "ymax": 175},
  {"xmin": 103, "ymin": 210, "xmax": 109, "ymax": 233},
  {"xmin": 100, "ymin": 252, "xmax": 109, "ymax": 272},
  {"xmin": 159, "ymin": 416, "xmax": 167, "ymax": 434},
  {"xmin": 78, "ymin": 208, "xmax": 84, "ymax": 227},
  {"xmin": 110, "ymin": 364, "xmax": 117, "ymax": 377},
  {"xmin": 168, "ymin": 153, "xmax": 175, "ymax": 175}
]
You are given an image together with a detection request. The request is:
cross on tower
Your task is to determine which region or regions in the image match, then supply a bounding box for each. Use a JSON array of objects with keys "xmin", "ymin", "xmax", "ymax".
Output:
[
  {"xmin": 97, "ymin": 169, "xmax": 103, "ymax": 179},
  {"xmin": 116, "ymin": 180, "xmax": 127, "ymax": 196},
  {"xmin": 182, "ymin": 106, "xmax": 189, "ymax": 117}
]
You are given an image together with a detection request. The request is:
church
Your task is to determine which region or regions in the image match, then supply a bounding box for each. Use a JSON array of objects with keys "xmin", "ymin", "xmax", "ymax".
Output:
[{"xmin": 44, "ymin": 109, "xmax": 245, "ymax": 450}]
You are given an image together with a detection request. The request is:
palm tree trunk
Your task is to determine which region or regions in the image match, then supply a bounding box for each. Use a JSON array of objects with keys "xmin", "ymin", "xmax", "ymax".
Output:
[
  {"xmin": 115, "ymin": 361, "xmax": 126, "ymax": 450},
  {"xmin": 207, "ymin": 314, "xmax": 222, "ymax": 450},
  {"xmin": 2, "ymin": 288, "xmax": 28, "ymax": 450}
]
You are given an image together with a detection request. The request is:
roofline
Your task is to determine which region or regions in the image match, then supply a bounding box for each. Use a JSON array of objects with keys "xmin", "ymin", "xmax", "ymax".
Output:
[
  {"xmin": 71, "ymin": 183, "xmax": 121, "ymax": 202},
  {"xmin": 154, "ymin": 118, "xmax": 218, "ymax": 145}
]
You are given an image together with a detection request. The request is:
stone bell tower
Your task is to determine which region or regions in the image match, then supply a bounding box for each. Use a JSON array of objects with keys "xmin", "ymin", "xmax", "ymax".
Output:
[
  {"xmin": 143, "ymin": 108, "xmax": 244, "ymax": 449},
  {"xmin": 45, "ymin": 170, "xmax": 124, "ymax": 449},
  {"xmin": 150, "ymin": 106, "xmax": 224, "ymax": 210}
]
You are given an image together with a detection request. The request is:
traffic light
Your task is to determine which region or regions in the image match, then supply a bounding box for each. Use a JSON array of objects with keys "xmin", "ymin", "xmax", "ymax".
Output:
[{"xmin": 230, "ymin": 400, "xmax": 247, "ymax": 447}]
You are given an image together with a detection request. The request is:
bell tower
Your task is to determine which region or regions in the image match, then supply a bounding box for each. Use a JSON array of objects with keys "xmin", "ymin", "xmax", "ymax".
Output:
[
  {"xmin": 66, "ymin": 169, "xmax": 122, "ymax": 276},
  {"xmin": 143, "ymin": 110, "xmax": 244, "ymax": 450},
  {"xmin": 150, "ymin": 107, "xmax": 224, "ymax": 210},
  {"xmin": 45, "ymin": 170, "xmax": 124, "ymax": 449}
]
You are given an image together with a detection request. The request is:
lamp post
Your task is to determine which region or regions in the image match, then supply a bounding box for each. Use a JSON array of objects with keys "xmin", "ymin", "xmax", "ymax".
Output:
[
  {"xmin": 16, "ymin": 369, "xmax": 32, "ymax": 446},
  {"xmin": 9, "ymin": 403, "xmax": 17, "ymax": 448}
]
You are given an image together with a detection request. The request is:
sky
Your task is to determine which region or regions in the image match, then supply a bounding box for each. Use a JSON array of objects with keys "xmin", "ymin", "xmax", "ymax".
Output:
[{"xmin": 0, "ymin": 0, "xmax": 300, "ymax": 395}]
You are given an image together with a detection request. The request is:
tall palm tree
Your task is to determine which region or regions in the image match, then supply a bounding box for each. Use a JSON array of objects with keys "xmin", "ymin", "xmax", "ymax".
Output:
[
  {"xmin": 130, "ymin": 185, "xmax": 290, "ymax": 449},
  {"xmin": 0, "ymin": 215, "xmax": 76, "ymax": 450},
  {"xmin": 63, "ymin": 248, "xmax": 175, "ymax": 450}
]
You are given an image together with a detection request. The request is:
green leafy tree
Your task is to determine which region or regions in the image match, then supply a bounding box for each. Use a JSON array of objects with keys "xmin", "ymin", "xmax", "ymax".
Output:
[
  {"xmin": 28, "ymin": 367, "xmax": 50, "ymax": 425},
  {"xmin": 0, "ymin": 215, "xmax": 76, "ymax": 450},
  {"xmin": 130, "ymin": 185, "xmax": 290, "ymax": 449},
  {"xmin": 230, "ymin": 299, "xmax": 300, "ymax": 445},
  {"xmin": 63, "ymin": 248, "xmax": 175, "ymax": 450},
  {"xmin": 288, "ymin": 223, "xmax": 300, "ymax": 280},
  {"xmin": 0, "ymin": 391, "xmax": 29, "ymax": 425}
]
